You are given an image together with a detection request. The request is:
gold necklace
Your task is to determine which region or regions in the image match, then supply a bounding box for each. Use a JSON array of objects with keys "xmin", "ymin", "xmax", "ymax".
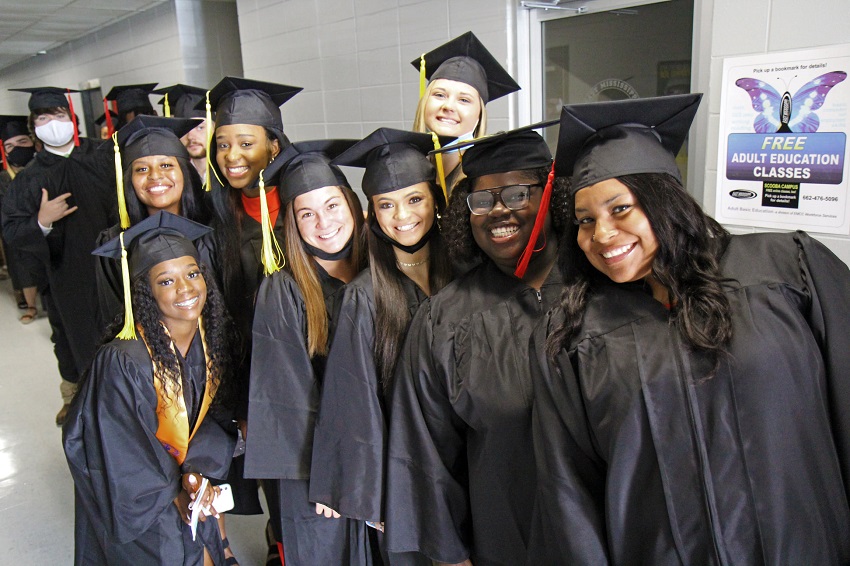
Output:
[{"xmin": 396, "ymin": 258, "xmax": 428, "ymax": 268}]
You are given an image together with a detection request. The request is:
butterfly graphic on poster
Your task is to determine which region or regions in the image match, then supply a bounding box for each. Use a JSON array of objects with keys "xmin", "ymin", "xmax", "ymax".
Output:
[{"xmin": 735, "ymin": 71, "xmax": 846, "ymax": 133}]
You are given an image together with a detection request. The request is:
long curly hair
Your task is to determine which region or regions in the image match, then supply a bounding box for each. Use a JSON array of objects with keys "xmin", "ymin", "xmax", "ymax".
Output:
[
  {"xmin": 546, "ymin": 173, "xmax": 733, "ymax": 374},
  {"xmin": 130, "ymin": 262, "xmax": 239, "ymax": 410},
  {"xmin": 123, "ymin": 156, "xmax": 210, "ymax": 225},
  {"xmin": 368, "ymin": 182, "xmax": 453, "ymax": 391},
  {"xmin": 440, "ymin": 165, "xmax": 571, "ymax": 266}
]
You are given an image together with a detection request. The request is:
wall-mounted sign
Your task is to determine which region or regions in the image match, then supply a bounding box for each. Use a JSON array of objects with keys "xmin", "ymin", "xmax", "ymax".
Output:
[{"xmin": 716, "ymin": 45, "xmax": 850, "ymax": 234}]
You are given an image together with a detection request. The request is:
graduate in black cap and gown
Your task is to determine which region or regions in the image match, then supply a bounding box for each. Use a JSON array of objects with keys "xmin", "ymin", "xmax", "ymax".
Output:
[
  {"xmin": 1, "ymin": 86, "xmax": 116, "ymax": 425},
  {"xmin": 104, "ymin": 83, "xmax": 159, "ymax": 130},
  {"xmin": 307, "ymin": 129, "xmax": 453, "ymax": 564},
  {"xmin": 64, "ymin": 211, "xmax": 238, "ymax": 565},
  {"xmin": 245, "ymin": 139, "xmax": 371, "ymax": 564},
  {"xmin": 153, "ymin": 84, "xmax": 210, "ymax": 179},
  {"xmin": 0, "ymin": 114, "xmax": 40, "ymax": 317},
  {"xmin": 94, "ymin": 115, "xmax": 212, "ymax": 335},
  {"xmin": 411, "ymin": 31, "xmax": 520, "ymax": 195},
  {"xmin": 529, "ymin": 94, "xmax": 850, "ymax": 564},
  {"xmin": 385, "ymin": 126, "xmax": 570, "ymax": 566}
]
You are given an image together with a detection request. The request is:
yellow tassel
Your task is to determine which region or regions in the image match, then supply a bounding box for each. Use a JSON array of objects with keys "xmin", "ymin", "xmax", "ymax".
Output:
[
  {"xmin": 203, "ymin": 91, "xmax": 224, "ymax": 191},
  {"xmin": 116, "ymin": 232, "xmax": 137, "ymax": 340},
  {"xmin": 431, "ymin": 133, "xmax": 447, "ymax": 203},
  {"xmin": 113, "ymin": 132, "xmax": 130, "ymax": 229},
  {"xmin": 163, "ymin": 93, "xmax": 171, "ymax": 117},
  {"xmin": 419, "ymin": 53, "xmax": 427, "ymax": 99},
  {"xmin": 258, "ymin": 170, "xmax": 283, "ymax": 275}
]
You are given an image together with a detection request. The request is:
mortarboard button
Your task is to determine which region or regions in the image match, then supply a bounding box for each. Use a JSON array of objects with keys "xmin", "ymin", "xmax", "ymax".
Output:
[
  {"xmin": 411, "ymin": 31, "xmax": 520, "ymax": 104},
  {"xmin": 9, "ymin": 86, "xmax": 79, "ymax": 112},
  {"xmin": 153, "ymin": 84, "xmax": 207, "ymax": 118},
  {"xmin": 333, "ymin": 129, "xmax": 438, "ymax": 198},
  {"xmin": 105, "ymin": 83, "xmax": 159, "ymax": 114},
  {"xmin": 263, "ymin": 139, "xmax": 356, "ymax": 205},
  {"xmin": 555, "ymin": 93, "xmax": 702, "ymax": 193}
]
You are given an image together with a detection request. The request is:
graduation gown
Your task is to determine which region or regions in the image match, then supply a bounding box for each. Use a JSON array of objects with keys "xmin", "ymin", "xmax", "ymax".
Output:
[
  {"xmin": 63, "ymin": 334, "xmax": 236, "ymax": 565},
  {"xmin": 310, "ymin": 268, "xmax": 426, "ymax": 523},
  {"xmin": 529, "ymin": 231, "xmax": 850, "ymax": 565},
  {"xmin": 386, "ymin": 260, "xmax": 563, "ymax": 566},
  {"xmin": 246, "ymin": 264, "xmax": 373, "ymax": 565},
  {"xmin": 2, "ymin": 139, "xmax": 116, "ymax": 375}
]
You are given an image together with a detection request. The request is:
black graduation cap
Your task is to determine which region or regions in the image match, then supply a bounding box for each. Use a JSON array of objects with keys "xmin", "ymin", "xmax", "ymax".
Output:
[
  {"xmin": 456, "ymin": 121, "xmax": 555, "ymax": 179},
  {"xmin": 0, "ymin": 115, "xmax": 29, "ymax": 142},
  {"xmin": 262, "ymin": 139, "xmax": 356, "ymax": 205},
  {"xmin": 555, "ymin": 93, "xmax": 702, "ymax": 193},
  {"xmin": 94, "ymin": 110, "xmax": 118, "ymax": 127},
  {"xmin": 153, "ymin": 84, "xmax": 207, "ymax": 118},
  {"xmin": 9, "ymin": 86, "xmax": 78, "ymax": 112},
  {"xmin": 105, "ymin": 83, "xmax": 159, "ymax": 114},
  {"xmin": 411, "ymin": 31, "xmax": 520, "ymax": 104},
  {"xmin": 92, "ymin": 211, "xmax": 211, "ymax": 282},
  {"xmin": 117, "ymin": 115, "xmax": 201, "ymax": 164},
  {"xmin": 333, "ymin": 128, "xmax": 437, "ymax": 198},
  {"xmin": 204, "ymin": 76, "xmax": 302, "ymax": 133}
]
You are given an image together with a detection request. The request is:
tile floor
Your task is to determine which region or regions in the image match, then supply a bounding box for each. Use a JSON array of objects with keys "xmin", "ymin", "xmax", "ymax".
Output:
[{"xmin": 0, "ymin": 277, "xmax": 270, "ymax": 564}]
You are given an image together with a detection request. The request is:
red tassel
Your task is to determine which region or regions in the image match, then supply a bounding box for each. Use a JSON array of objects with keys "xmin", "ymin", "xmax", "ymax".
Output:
[
  {"xmin": 514, "ymin": 161, "xmax": 556, "ymax": 279},
  {"xmin": 1, "ymin": 144, "xmax": 7, "ymax": 171},
  {"xmin": 103, "ymin": 99, "xmax": 115, "ymax": 138},
  {"xmin": 111, "ymin": 100, "xmax": 118, "ymax": 114},
  {"xmin": 66, "ymin": 89, "xmax": 80, "ymax": 146},
  {"xmin": 276, "ymin": 541, "xmax": 285, "ymax": 565}
]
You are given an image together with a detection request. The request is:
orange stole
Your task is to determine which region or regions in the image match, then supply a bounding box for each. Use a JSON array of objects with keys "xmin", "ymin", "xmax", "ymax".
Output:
[{"xmin": 139, "ymin": 320, "xmax": 216, "ymax": 465}]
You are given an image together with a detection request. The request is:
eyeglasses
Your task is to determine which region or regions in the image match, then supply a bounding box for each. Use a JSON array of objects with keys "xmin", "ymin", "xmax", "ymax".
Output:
[{"xmin": 466, "ymin": 184, "xmax": 541, "ymax": 215}]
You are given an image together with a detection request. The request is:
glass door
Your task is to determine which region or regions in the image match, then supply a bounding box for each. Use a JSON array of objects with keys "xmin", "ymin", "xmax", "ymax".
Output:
[{"xmin": 527, "ymin": 0, "xmax": 694, "ymax": 177}]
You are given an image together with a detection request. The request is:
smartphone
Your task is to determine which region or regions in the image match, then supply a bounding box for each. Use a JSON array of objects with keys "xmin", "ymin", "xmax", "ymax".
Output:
[{"xmin": 209, "ymin": 483, "xmax": 234, "ymax": 514}]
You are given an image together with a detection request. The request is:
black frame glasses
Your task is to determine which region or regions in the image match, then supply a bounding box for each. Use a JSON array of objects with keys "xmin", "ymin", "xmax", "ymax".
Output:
[{"xmin": 466, "ymin": 183, "xmax": 541, "ymax": 215}]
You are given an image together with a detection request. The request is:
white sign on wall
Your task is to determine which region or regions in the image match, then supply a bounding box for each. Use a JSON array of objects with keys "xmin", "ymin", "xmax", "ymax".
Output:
[{"xmin": 716, "ymin": 45, "xmax": 850, "ymax": 234}]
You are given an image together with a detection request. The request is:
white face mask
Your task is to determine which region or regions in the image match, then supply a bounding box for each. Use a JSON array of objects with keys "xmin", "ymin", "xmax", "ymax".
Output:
[{"xmin": 35, "ymin": 119, "xmax": 75, "ymax": 148}]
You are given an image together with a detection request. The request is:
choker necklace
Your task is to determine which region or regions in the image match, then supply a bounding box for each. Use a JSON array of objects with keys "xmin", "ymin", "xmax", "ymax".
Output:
[{"xmin": 397, "ymin": 257, "xmax": 428, "ymax": 268}]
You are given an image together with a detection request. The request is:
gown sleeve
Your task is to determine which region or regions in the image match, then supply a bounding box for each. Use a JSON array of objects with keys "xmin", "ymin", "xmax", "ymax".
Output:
[
  {"xmin": 309, "ymin": 281, "xmax": 385, "ymax": 521},
  {"xmin": 94, "ymin": 227, "xmax": 123, "ymax": 335},
  {"xmin": 795, "ymin": 231, "xmax": 850, "ymax": 499},
  {"xmin": 83, "ymin": 345, "xmax": 181, "ymax": 545},
  {"xmin": 245, "ymin": 271, "xmax": 318, "ymax": 479},
  {"xmin": 385, "ymin": 301, "xmax": 472, "ymax": 564},
  {"xmin": 528, "ymin": 310, "xmax": 610, "ymax": 565},
  {"xmin": 0, "ymin": 167, "xmax": 50, "ymax": 263}
]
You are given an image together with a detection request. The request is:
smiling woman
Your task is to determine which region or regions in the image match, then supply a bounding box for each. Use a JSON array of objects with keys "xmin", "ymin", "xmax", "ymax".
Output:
[
  {"xmin": 65, "ymin": 212, "xmax": 238, "ymax": 565},
  {"xmin": 530, "ymin": 94, "xmax": 850, "ymax": 564},
  {"xmin": 411, "ymin": 32, "xmax": 521, "ymax": 195},
  {"xmin": 243, "ymin": 139, "xmax": 371, "ymax": 565},
  {"xmin": 94, "ymin": 115, "xmax": 211, "ymax": 338}
]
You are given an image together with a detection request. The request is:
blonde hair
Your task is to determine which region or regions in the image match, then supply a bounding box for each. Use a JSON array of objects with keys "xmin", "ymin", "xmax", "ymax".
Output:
[
  {"xmin": 283, "ymin": 186, "xmax": 367, "ymax": 357},
  {"xmin": 412, "ymin": 80, "xmax": 488, "ymax": 137}
]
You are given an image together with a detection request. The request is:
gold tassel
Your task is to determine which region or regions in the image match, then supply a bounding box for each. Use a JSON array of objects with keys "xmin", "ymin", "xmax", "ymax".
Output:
[
  {"xmin": 258, "ymin": 170, "xmax": 283, "ymax": 275},
  {"xmin": 163, "ymin": 93, "xmax": 171, "ymax": 117},
  {"xmin": 113, "ymin": 132, "xmax": 130, "ymax": 229},
  {"xmin": 431, "ymin": 133, "xmax": 447, "ymax": 203},
  {"xmin": 203, "ymin": 91, "xmax": 224, "ymax": 191},
  {"xmin": 419, "ymin": 53, "xmax": 427, "ymax": 99},
  {"xmin": 116, "ymin": 232, "xmax": 137, "ymax": 340}
]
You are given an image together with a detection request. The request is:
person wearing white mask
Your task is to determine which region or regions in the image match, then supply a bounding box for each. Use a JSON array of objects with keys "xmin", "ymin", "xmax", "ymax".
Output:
[{"xmin": 0, "ymin": 86, "xmax": 116, "ymax": 427}]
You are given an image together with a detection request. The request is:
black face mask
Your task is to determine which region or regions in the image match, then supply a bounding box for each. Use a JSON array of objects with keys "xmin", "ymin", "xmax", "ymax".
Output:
[
  {"xmin": 302, "ymin": 233, "xmax": 354, "ymax": 261},
  {"xmin": 6, "ymin": 145, "xmax": 36, "ymax": 168},
  {"xmin": 369, "ymin": 215, "xmax": 437, "ymax": 254}
]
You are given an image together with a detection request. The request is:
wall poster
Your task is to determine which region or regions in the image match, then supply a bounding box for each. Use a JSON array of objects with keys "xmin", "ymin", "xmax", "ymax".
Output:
[{"xmin": 716, "ymin": 45, "xmax": 850, "ymax": 234}]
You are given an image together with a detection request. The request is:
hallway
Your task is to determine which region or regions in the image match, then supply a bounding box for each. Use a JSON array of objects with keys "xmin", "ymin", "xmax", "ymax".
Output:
[{"xmin": 0, "ymin": 277, "xmax": 268, "ymax": 564}]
